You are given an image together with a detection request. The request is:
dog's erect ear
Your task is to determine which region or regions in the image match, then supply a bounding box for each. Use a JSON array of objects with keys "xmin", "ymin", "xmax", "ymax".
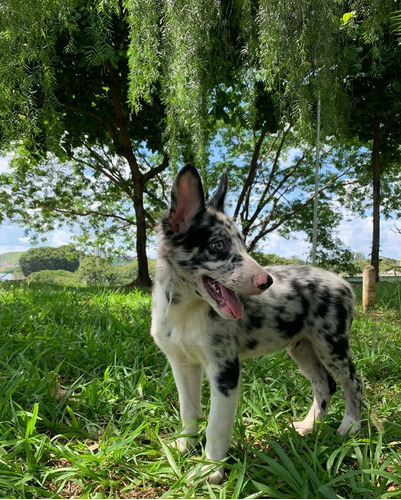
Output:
[
  {"xmin": 208, "ymin": 172, "xmax": 228, "ymax": 212},
  {"xmin": 170, "ymin": 164, "xmax": 205, "ymax": 232}
]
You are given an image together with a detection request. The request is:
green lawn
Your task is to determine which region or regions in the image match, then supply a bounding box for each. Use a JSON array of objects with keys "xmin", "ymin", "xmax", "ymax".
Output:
[{"xmin": 0, "ymin": 282, "xmax": 400, "ymax": 499}]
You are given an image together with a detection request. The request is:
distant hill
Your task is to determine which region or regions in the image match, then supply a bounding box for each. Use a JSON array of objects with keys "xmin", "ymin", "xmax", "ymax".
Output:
[{"xmin": 0, "ymin": 251, "xmax": 25, "ymax": 266}]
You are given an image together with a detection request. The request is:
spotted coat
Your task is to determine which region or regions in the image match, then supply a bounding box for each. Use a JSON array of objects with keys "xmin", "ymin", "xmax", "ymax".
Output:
[{"xmin": 151, "ymin": 164, "xmax": 363, "ymax": 484}]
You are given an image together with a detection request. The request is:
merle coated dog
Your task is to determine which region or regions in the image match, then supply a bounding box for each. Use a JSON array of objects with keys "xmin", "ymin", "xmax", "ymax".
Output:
[{"xmin": 151, "ymin": 164, "xmax": 362, "ymax": 484}]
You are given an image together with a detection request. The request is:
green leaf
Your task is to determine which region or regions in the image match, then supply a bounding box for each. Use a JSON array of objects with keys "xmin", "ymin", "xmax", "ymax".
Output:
[
  {"xmin": 341, "ymin": 12, "xmax": 355, "ymax": 25},
  {"xmin": 25, "ymin": 403, "xmax": 39, "ymax": 440}
]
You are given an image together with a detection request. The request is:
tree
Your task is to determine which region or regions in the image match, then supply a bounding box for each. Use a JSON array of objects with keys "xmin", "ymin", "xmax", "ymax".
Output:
[
  {"xmin": 75, "ymin": 256, "xmax": 119, "ymax": 286},
  {"xmin": 19, "ymin": 245, "xmax": 79, "ymax": 276},
  {"xmin": 209, "ymin": 80, "xmax": 368, "ymax": 265},
  {"xmin": 2, "ymin": 0, "xmax": 400, "ymax": 281},
  {"xmin": 126, "ymin": 0, "xmax": 356, "ymax": 149},
  {"xmin": 341, "ymin": 8, "xmax": 401, "ymax": 281},
  {"xmin": 0, "ymin": 0, "xmax": 169, "ymax": 287}
]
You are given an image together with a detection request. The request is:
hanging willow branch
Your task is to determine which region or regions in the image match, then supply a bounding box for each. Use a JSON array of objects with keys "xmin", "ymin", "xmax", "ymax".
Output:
[{"xmin": 1, "ymin": 0, "xmax": 399, "ymax": 161}]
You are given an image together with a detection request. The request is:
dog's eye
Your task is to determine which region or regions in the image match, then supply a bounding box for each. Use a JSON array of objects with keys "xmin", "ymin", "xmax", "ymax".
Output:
[{"xmin": 210, "ymin": 239, "xmax": 225, "ymax": 251}]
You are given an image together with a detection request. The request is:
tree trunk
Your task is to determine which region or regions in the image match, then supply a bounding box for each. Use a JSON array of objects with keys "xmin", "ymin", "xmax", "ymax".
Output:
[
  {"xmin": 106, "ymin": 62, "xmax": 154, "ymax": 288},
  {"xmin": 371, "ymin": 113, "xmax": 381, "ymax": 283},
  {"xmin": 132, "ymin": 180, "xmax": 152, "ymax": 288}
]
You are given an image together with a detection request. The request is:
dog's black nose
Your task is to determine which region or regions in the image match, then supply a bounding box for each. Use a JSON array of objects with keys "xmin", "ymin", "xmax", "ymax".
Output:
[{"xmin": 255, "ymin": 274, "xmax": 273, "ymax": 291}]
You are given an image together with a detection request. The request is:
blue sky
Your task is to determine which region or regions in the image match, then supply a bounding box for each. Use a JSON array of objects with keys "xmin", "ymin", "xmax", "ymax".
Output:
[{"xmin": 1, "ymin": 155, "xmax": 400, "ymax": 261}]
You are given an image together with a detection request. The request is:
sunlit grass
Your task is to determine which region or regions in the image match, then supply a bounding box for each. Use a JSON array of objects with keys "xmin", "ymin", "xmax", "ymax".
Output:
[{"xmin": 0, "ymin": 281, "xmax": 400, "ymax": 498}]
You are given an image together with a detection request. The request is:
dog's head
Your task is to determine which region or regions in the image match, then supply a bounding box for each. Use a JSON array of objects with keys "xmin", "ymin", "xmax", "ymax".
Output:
[{"xmin": 160, "ymin": 164, "xmax": 273, "ymax": 319}]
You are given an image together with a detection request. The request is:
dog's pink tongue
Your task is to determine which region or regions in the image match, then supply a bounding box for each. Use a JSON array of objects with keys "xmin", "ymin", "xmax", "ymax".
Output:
[{"xmin": 221, "ymin": 286, "xmax": 244, "ymax": 319}]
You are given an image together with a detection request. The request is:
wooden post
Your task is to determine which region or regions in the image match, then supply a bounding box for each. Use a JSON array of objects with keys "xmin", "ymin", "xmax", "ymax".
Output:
[{"xmin": 363, "ymin": 265, "xmax": 376, "ymax": 312}]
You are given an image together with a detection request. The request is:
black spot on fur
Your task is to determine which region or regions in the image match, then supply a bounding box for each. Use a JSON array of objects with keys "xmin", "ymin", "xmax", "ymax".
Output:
[
  {"xmin": 228, "ymin": 254, "xmax": 244, "ymax": 265},
  {"xmin": 216, "ymin": 358, "xmax": 240, "ymax": 397},
  {"xmin": 317, "ymin": 300, "xmax": 329, "ymax": 318},
  {"xmin": 322, "ymin": 322, "xmax": 330, "ymax": 332},
  {"xmin": 297, "ymin": 266, "xmax": 313, "ymax": 277},
  {"xmin": 329, "ymin": 335, "xmax": 349, "ymax": 359},
  {"xmin": 328, "ymin": 374, "xmax": 337, "ymax": 395},
  {"xmin": 270, "ymin": 270, "xmax": 287, "ymax": 282},
  {"xmin": 321, "ymin": 399, "xmax": 327, "ymax": 411},
  {"xmin": 247, "ymin": 339, "xmax": 258, "ymax": 350},
  {"xmin": 317, "ymin": 287, "xmax": 332, "ymax": 318},
  {"xmin": 291, "ymin": 279, "xmax": 311, "ymax": 317},
  {"xmin": 209, "ymin": 307, "xmax": 219, "ymax": 319},
  {"xmin": 349, "ymin": 362, "xmax": 355, "ymax": 376},
  {"xmin": 278, "ymin": 315, "xmax": 304, "ymax": 337},
  {"xmin": 334, "ymin": 297, "xmax": 348, "ymax": 338},
  {"xmin": 339, "ymin": 285, "xmax": 353, "ymax": 299},
  {"xmin": 242, "ymin": 298, "xmax": 265, "ymax": 330},
  {"xmin": 211, "ymin": 333, "xmax": 224, "ymax": 345},
  {"xmin": 247, "ymin": 311, "xmax": 264, "ymax": 329},
  {"xmin": 291, "ymin": 278, "xmax": 303, "ymax": 294},
  {"xmin": 175, "ymin": 214, "xmax": 228, "ymax": 254}
]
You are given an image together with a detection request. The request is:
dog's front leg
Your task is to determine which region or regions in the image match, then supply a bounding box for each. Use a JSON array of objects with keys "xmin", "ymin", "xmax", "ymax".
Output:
[
  {"xmin": 168, "ymin": 356, "xmax": 203, "ymax": 453},
  {"xmin": 204, "ymin": 358, "xmax": 240, "ymax": 484}
]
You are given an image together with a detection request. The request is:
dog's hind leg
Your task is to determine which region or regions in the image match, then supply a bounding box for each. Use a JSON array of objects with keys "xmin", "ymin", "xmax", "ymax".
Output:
[
  {"xmin": 287, "ymin": 339, "xmax": 337, "ymax": 434},
  {"xmin": 169, "ymin": 358, "xmax": 203, "ymax": 453},
  {"xmin": 312, "ymin": 336, "xmax": 362, "ymax": 435},
  {"xmin": 325, "ymin": 359, "xmax": 362, "ymax": 435}
]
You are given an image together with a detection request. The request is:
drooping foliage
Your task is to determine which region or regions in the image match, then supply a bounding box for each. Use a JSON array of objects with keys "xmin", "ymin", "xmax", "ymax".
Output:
[
  {"xmin": 2, "ymin": 0, "xmax": 400, "ymax": 158},
  {"xmin": 0, "ymin": 0, "xmax": 374, "ymax": 159},
  {"xmin": 0, "ymin": 0, "xmax": 74, "ymax": 150}
]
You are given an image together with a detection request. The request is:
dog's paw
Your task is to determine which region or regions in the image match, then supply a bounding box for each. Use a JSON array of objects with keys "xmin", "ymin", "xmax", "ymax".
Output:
[
  {"xmin": 337, "ymin": 418, "xmax": 361, "ymax": 435},
  {"xmin": 207, "ymin": 466, "xmax": 225, "ymax": 484},
  {"xmin": 172, "ymin": 437, "xmax": 196, "ymax": 454},
  {"xmin": 292, "ymin": 421, "xmax": 314, "ymax": 435},
  {"xmin": 188, "ymin": 464, "xmax": 225, "ymax": 485}
]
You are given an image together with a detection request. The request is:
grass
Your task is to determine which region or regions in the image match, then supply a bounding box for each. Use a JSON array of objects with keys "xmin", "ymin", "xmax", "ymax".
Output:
[{"xmin": 0, "ymin": 282, "xmax": 400, "ymax": 499}]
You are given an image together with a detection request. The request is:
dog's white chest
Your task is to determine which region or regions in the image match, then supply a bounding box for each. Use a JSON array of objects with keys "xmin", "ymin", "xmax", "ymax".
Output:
[{"xmin": 152, "ymin": 295, "xmax": 211, "ymax": 366}]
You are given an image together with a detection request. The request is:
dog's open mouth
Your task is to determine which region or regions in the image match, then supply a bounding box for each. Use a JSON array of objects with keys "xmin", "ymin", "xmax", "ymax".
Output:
[{"xmin": 202, "ymin": 276, "xmax": 244, "ymax": 319}]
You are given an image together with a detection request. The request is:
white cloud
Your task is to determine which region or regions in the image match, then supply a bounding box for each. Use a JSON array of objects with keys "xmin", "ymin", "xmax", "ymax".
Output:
[
  {"xmin": 253, "ymin": 215, "xmax": 401, "ymax": 262},
  {"xmin": 0, "ymin": 245, "xmax": 30, "ymax": 254},
  {"xmin": 257, "ymin": 231, "xmax": 310, "ymax": 260},
  {"xmin": 18, "ymin": 236, "xmax": 31, "ymax": 244},
  {"xmin": 50, "ymin": 230, "xmax": 73, "ymax": 247},
  {"xmin": 338, "ymin": 215, "xmax": 401, "ymax": 260}
]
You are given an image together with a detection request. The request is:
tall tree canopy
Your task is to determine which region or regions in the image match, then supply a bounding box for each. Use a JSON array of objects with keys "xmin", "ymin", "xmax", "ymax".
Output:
[
  {"xmin": 0, "ymin": 0, "xmax": 364, "ymax": 157},
  {"xmin": 340, "ymin": 6, "xmax": 401, "ymax": 280},
  {"xmin": 1, "ymin": 0, "xmax": 400, "ymax": 285}
]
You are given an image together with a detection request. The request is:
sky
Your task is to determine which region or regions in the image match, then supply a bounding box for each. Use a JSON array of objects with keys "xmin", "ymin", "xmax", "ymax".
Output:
[{"xmin": 1, "ymin": 155, "xmax": 400, "ymax": 261}]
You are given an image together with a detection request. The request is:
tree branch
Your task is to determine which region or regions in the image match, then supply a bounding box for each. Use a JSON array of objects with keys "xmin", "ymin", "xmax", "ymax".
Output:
[
  {"xmin": 52, "ymin": 206, "xmax": 135, "ymax": 225},
  {"xmin": 233, "ymin": 125, "xmax": 269, "ymax": 221},
  {"xmin": 143, "ymin": 153, "xmax": 169, "ymax": 184},
  {"xmin": 246, "ymin": 168, "xmax": 353, "ymax": 252},
  {"xmin": 72, "ymin": 145, "xmax": 135, "ymax": 200}
]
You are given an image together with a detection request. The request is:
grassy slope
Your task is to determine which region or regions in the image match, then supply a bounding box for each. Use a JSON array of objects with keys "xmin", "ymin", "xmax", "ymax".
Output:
[
  {"xmin": 0, "ymin": 282, "xmax": 400, "ymax": 499},
  {"xmin": 0, "ymin": 251, "xmax": 24, "ymax": 265}
]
